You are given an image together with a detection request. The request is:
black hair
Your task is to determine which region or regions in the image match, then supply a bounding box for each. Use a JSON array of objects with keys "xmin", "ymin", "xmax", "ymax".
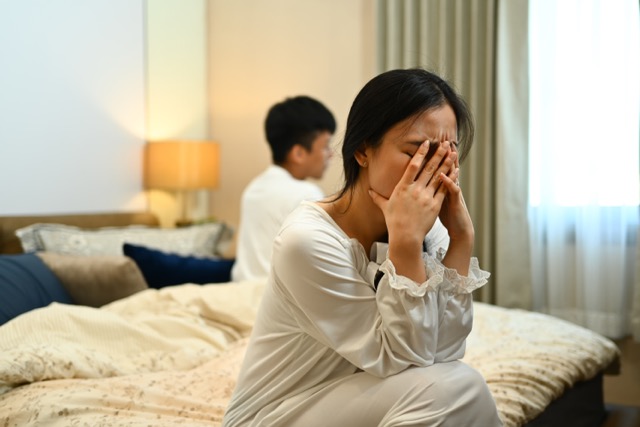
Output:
[
  {"xmin": 265, "ymin": 95, "xmax": 336, "ymax": 164},
  {"xmin": 336, "ymin": 68, "xmax": 474, "ymax": 199}
]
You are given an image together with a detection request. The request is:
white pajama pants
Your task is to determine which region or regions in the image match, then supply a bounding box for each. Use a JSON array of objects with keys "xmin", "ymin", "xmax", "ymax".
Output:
[{"xmin": 259, "ymin": 361, "xmax": 502, "ymax": 427}]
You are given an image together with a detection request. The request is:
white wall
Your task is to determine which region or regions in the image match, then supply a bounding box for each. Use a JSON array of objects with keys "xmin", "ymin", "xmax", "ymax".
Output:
[
  {"xmin": 146, "ymin": 0, "xmax": 209, "ymax": 142},
  {"xmin": 0, "ymin": 0, "xmax": 146, "ymax": 215},
  {"xmin": 145, "ymin": 0, "xmax": 211, "ymax": 227},
  {"xmin": 208, "ymin": 0, "xmax": 376, "ymax": 231}
]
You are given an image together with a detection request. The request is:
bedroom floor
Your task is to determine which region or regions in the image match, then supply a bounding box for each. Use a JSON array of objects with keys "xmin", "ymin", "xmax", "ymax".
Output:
[{"xmin": 602, "ymin": 336, "xmax": 640, "ymax": 427}]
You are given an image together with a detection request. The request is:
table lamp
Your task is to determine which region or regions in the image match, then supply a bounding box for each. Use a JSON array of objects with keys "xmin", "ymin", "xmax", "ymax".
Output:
[{"xmin": 144, "ymin": 140, "xmax": 219, "ymax": 226}]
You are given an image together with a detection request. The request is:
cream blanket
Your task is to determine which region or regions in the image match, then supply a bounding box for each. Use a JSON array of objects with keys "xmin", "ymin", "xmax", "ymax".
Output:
[{"xmin": 0, "ymin": 280, "xmax": 619, "ymax": 427}]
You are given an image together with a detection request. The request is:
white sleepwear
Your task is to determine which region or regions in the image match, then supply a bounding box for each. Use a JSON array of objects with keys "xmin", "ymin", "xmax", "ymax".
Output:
[
  {"xmin": 222, "ymin": 202, "xmax": 502, "ymax": 427},
  {"xmin": 231, "ymin": 165, "xmax": 324, "ymax": 282}
]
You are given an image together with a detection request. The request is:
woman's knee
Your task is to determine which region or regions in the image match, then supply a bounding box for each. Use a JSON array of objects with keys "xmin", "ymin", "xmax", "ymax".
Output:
[
  {"xmin": 442, "ymin": 361, "xmax": 491, "ymax": 392},
  {"xmin": 404, "ymin": 362, "xmax": 501, "ymax": 425},
  {"xmin": 408, "ymin": 361, "xmax": 487, "ymax": 396}
]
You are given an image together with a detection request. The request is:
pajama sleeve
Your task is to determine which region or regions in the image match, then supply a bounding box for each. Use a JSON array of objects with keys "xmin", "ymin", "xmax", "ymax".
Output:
[
  {"xmin": 430, "ymin": 250, "xmax": 490, "ymax": 361},
  {"xmin": 374, "ymin": 250, "xmax": 489, "ymax": 365}
]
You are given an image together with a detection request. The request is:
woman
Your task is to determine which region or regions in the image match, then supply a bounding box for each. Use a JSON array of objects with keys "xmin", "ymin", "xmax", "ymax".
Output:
[{"xmin": 222, "ymin": 69, "xmax": 502, "ymax": 427}]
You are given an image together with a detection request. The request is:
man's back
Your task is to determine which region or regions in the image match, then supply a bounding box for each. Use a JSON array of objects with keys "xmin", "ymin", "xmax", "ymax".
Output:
[{"xmin": 231, "ymin": 165, "xmax": 324, "ymax": 282}]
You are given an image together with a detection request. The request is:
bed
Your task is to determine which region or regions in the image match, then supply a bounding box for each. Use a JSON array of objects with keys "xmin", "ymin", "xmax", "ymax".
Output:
[{"xmin": 0, "ymin": 211, "xmax": 620, "ymax": 427}]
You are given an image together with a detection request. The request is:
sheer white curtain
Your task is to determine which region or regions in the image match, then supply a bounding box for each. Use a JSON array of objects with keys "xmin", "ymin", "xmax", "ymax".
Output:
[{"xmin": 528, "ymin": 0, "xmax": 640, "ymax": 338}]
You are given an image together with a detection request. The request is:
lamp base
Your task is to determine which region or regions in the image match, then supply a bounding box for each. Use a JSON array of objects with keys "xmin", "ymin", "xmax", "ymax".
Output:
[{"xmin": 175, "ymin": 219, "xmax": 193, "ymax": 228}]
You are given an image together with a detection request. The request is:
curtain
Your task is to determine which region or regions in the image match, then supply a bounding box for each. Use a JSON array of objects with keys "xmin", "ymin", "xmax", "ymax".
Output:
[
  {"xmin": 634, "ymin": 232, "xmax": 640, "ymax": 340},
  {"xmin": 528, "ymin": 0, "xmax": 640, "ymax": 339},
  {"xmin": 375, "ymin": 0, "xmax": 531, "ymax": 306}
]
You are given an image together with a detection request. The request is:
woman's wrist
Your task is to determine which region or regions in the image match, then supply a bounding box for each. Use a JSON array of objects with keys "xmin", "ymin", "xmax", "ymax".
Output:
[
  {"xmin": 448, "ymin": 233, "xmax": 474, "ymax": 252},
  {"xmin": 388, "ymin": 239, "xmax": 427, "ymax": 283},
  {"xmin": 442, "ymin": 237, "xmax": 474, "ymax": 276},
  {"xmin": 448, "ymin": 224, "xmax": 474, "ymax": 245}
]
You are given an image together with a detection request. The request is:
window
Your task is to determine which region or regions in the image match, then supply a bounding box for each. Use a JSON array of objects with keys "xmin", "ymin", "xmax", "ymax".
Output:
[
  {"xmin": 529, "ymin": 0, "xmax": 639, "ymax": 207},
  {"xmin": 527, "ymin": 0, "xmax": 639, "ymax": 338}
]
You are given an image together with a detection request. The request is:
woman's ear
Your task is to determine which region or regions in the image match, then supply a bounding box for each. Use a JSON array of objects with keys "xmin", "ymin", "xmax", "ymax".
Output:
[{"xmin": 354, "ymin": 146, "xmax": 369, "ymax": 168}]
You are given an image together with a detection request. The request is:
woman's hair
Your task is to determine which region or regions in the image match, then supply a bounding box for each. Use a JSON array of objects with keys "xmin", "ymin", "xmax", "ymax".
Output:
[{"xmin": 336, "ymin": 68, "xmax": 474, "ymax": 199}]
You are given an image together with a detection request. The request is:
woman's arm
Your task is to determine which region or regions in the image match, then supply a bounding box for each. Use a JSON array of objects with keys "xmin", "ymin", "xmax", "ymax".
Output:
[
  {"xmin": 371, "ymin": 238, "xmax": 490, "ymax": 364},
  {"xmin": 437, "ymin": 148, "xmax": 475, "ymax": 277}
]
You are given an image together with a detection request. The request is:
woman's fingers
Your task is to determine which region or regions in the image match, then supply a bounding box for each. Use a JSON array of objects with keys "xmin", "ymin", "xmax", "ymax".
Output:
[
  {"xmin": 438, "ymin": 168, "xmax": 461, "ymax": 196},
  {"xmin": 401, "ymin": 140, "xmax": 432, "ymax": 183},
  {"xmin": 396, "ymin": 139, "xmax": 459, "ymax": 208},
  {"xmin": 421, "ymin": 142, "xmax": 457, "ymax": 191},
  {"xmin": 415, "ymin": 141, "xmax": 442, "ymax": 185},
  {"xmin": 367, "ymin": 188, "xmax": 388, "ymax": 211}
]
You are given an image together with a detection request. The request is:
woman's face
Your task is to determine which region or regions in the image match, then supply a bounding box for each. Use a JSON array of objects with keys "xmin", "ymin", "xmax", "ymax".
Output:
[{"xmin": 363, "ymin": 104, "xmax": 458, "ymax": 199}]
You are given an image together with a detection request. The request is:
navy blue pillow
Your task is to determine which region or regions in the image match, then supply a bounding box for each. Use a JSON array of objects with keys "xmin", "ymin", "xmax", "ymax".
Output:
[
  {"xmin": 0, "ymin": 253, "xmax": 74, "ymax": 325},
  {"xmin": 123, "ymin": 243, "xmax": 235, "ymax": 289}
]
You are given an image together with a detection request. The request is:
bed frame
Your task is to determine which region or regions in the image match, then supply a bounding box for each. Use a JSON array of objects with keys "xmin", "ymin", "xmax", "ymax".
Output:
[
  {"xmin": 525, "ymin": 372, "xmax": 608, "ymax": 427},
  {"xmin": 0, "ymin": 211, "xmax": 159, "ymax": 254}
]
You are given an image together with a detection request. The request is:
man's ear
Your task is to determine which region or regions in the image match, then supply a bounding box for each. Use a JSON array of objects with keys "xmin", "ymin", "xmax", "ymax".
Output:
[{"xmin": 289, "ymin": 144, "xmax": 307, "ymax": 164}]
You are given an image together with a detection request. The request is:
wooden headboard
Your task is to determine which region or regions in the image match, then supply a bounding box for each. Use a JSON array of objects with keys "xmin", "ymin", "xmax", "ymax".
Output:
[{"xmin": 0, "ymin": 212, "xmax": 160, "ymax": 255}]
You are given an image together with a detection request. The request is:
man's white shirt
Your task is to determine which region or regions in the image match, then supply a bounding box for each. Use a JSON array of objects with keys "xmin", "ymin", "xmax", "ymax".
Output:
[{"xmin": 231, "ymin": 165, "xmax": 324, "ymax": 282}]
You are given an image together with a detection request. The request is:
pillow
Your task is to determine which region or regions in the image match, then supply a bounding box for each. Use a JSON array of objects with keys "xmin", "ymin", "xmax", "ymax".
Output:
[
  {"xmin": 16, "ymin": 222, "xmax": 231, "ymax": 257},
  {"xmin": 123, "ymin": 243, "xmax": 235, "ymax": 289},
  {"xmin": 0, "ymin": 253, "xmax": 73, "ymax": 325},
  {"xmin": 36, "ymin": 252, "xmax": 149, "ymax": 307}
]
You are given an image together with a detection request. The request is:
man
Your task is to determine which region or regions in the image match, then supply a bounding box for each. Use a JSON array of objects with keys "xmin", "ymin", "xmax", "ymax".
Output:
[{"xmin": 231, "ymin": 95, "xmax": 336, "ymax": 282}]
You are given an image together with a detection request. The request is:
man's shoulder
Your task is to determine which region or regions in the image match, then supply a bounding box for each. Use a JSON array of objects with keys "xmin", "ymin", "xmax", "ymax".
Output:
[
  {"xmin": 245, "ymin": 167, "xmax": 323, "ymax": 202},
  {"xmin": 288, "ymin": 179, "xmax": 323, "ymax": 198}
]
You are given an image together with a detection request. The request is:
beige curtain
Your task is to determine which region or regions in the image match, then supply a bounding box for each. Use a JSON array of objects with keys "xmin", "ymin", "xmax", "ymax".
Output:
[
  {"xmin": 375, "ymin": 0, "xmax": 531, "ymax": 307},
  {"xmin": 634, "ymin": 230, "xmax": 640, "ymax": 340}
]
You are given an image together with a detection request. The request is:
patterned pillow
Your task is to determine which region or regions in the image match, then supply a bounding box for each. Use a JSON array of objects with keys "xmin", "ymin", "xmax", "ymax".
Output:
[{"xmin": 16, "ymin": 223, "xmax": 231, "ymax": 258}]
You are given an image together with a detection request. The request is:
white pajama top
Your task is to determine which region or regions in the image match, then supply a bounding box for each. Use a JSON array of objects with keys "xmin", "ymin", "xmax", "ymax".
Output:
[{"xmin": 222, "ymin": 201, "xmax": 493, "ymax": 427}]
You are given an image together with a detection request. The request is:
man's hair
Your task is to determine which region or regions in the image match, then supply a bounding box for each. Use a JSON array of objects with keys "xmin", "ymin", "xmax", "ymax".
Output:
[{"xmin": 265, "ymin": 96, "xmax": 336, "ymax": 164}]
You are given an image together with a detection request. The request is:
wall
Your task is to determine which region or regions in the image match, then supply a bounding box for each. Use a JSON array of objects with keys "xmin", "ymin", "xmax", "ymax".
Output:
[
  {"xmin": 0, "ymin": 0, "xmax": 376, "ymax": 243},
  {"xmin": 145, "ymin": 0, "xmax": 211, "ymax": 227},
  {"xmin": 208, "ymin": 0, "xmax": 376, "ymax": 233},
  {"xmin": 0, "ymin": 0, "xmax": 146, "ymax": 215}
]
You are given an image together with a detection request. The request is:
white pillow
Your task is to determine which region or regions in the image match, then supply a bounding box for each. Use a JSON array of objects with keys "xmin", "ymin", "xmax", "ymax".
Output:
[{"xmin": 16, "ymin": 223, "xmax": 231, "ymax": 257}]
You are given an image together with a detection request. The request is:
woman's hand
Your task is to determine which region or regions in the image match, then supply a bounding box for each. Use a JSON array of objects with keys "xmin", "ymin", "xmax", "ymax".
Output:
[
  {"xmin": 368, "ymin": 140, "xmax": 455, "ymax": 282},
  {"xmin": 437, "ymin": 152, "xmax": 475, "ymax": 276}
]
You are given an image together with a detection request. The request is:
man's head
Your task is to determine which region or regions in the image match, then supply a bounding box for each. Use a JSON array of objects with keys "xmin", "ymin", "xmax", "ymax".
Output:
[{"xmin": 265, "ymin": 96, "xmax": 336, "ymax": 180}]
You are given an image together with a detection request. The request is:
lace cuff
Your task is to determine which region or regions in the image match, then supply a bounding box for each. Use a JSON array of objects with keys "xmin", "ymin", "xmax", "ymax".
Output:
[
  {"xmin": 431, "ymin": 248, "xmax": 491, "ymax": 294},
  {"xmin": 379, "ymin": 259, "xmax": 431, "ymax": 297},
  {"xmin": 378, "ymin": 252, "xmax": 490, "ymax": 297}
]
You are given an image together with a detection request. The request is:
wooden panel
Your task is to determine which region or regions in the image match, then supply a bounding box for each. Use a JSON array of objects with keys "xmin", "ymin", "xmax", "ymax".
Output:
[{"xmin": 0, "ymin": 212, "xmax": 159, "ymax": 254}]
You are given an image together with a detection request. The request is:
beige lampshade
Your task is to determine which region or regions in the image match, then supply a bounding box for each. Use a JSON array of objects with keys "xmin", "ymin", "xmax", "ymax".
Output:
[{"xmin": 144, "ymin": 140, "xmax": 219, "ymax": 190}]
